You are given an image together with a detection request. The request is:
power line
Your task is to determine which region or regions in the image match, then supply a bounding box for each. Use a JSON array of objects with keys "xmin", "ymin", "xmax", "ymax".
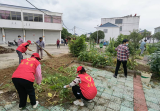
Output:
[{"xmin": 76, "ymin": 27, "xmax": 92, "ymax": 32}]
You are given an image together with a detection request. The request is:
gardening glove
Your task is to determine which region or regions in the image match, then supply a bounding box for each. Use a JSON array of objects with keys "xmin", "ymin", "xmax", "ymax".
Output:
[
  {"xmin": 63, "ymin": 85, "xmax": 67, "ymax": 88},
  {"xmin": 32, "ymin": 50, "xmax": 35, "ymax": 52}
]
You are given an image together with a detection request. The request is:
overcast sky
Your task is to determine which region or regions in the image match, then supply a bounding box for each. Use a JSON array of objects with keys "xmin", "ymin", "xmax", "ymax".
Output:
[{"xmin": 1, "ymin": 0, "xmax": 160, "ymax": 35}]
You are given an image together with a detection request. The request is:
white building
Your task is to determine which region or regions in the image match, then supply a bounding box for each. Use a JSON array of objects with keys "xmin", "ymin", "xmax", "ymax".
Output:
[
  {"xmin": 0, "ymin": 3, "xmax": 63, "ymax": 44},
  {"xmin": 155, "ymin": 26, "xmax": 160, "ymax": 33},
  {"xmin": 96, "ymin": 15, "xmax": 140, "ymax": 41},
  {"xmin": 87, "ymin": 33, "xmax": 92, "ymax": 38}
]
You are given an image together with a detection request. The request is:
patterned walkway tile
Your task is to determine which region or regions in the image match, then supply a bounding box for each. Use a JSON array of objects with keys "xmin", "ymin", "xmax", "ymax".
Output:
[
  {"xmin": 121, "ymin": 99, "xmax": 133, "ymax": 109},
  {"xmin": 134, "ymin": 102, "xmax": 148, "ymax": 111},
  {"xmin": 120, "ymin": 106, "xmax": 133, "ymax": 111},
  {"xmin": 0, "ymin": 106, "xmax": 6, "ymax": 111},
  {"xmin": 108, "ymin": 101, "xmax": 121, "ymax": 111},
  {"xmin": 93, "ymin": 105, "xmax": 106, "ymax": 111},
  {"xmin": 146, "ymin": 101, "xmax": 160, "ymax": 111}
]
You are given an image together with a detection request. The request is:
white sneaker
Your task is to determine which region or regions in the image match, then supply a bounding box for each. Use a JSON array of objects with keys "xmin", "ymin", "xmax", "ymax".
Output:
[
  {"xmin": 33, "ymin": 101, "xmax": 39, "ymax": 108},
  {"xmin": 73, "ymin": 100, "xmax": 84, "ymax": 106},
  {"xmin": 19, "ymin": 107, "xmax": 22, "ymax": 110},
  {"xmin": 88, "ymin": 100, "xmax": 93, "ymax": 103}
]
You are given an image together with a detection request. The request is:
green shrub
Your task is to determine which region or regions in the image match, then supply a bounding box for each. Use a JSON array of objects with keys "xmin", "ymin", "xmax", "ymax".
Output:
[
  {"xmin": 69, "ymin": 37, "xmax": 87, "ymax": 57},
  {"xmin": 148, "ymin": 51, "xmax": 160, "ymax": 75},
  {"xmin": 106, "ymin": 38, "xmax": 117, "ymax": 56},
  {"xmin": 78, "ymin": 49, "xmax": 113, "ymax": 67}
]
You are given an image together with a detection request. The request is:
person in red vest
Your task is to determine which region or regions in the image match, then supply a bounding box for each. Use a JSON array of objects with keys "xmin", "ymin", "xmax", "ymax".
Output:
[
  {"xmin": 12, "ymin": 53, "xmax": 42, "ymax": 109},
  {"xmin": 16, "ymin": 40, "xmax": 34, "ymax": 64},
  {"xmin": 64, "ymin": 66, "xmax": 97, "ymax": 106}
]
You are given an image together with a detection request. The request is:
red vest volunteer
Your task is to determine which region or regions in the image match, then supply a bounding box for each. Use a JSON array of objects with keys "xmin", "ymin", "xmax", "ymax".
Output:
[
  {"xmin": 16, "ymin": 40, "xmax": 34, "ymax": 64},
  {"xmin": 12, "ymin": 53, "xmax": 42, "ymax": 109},
  {"xmin": 64, "ymin": 66, "xmax": 97, "ymax": 106}
]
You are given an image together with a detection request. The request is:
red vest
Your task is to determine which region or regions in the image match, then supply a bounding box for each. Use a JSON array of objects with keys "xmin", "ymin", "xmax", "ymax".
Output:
[
  {"xmin": 16, "ymin": 42, "xmax": 28, "ymax": 53},
  {"xmin": 12, "ymin": 57, "xmax": 40, "ymax": 82},
  {"xmin": 78, "ymin": 73, "xmax": 97, "ymax": 100}
]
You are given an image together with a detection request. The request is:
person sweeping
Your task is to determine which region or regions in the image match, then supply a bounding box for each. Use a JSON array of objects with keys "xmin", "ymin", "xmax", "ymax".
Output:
[
  {"xmin": 12, "ymin": 53, "xmax": 42, "ymax": 109},
  {"xmin": 64, "ymin": 66, "xmax": 97, "ymax": 106},
  {"xmin": 16, "ymin": 40, "xmax": 34, "ymax": 64}
]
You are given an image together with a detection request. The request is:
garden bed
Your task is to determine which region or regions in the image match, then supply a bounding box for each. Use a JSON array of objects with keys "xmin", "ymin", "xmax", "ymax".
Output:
[{"xmin": 0, "ymin": 54, "xmax": 76, "ymax": 106}]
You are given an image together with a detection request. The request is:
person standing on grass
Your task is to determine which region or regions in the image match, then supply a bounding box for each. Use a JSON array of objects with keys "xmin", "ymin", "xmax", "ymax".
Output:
[
  {"xmin": 113, "ymin": 39, "xmax": 130, "ymax": 78},
  {"xmin": 36, "ymin": 37, "xmax": 45, "ymax": 59},
  {"xmin": 12, "ymin": 53, "xmax": 42, "ymax": 110},
  {"xmin": 57, "ymin": 39, "xmax": 60, "ymax": 49},
  {"xmin": 140, "ymin": 39, "xmax": 147, "ymax": 55},
  {"xmin": 16, "ymin": 40, "xmax": 34, "ymax": 64},
  {"xmin": 17, "ymin": 35, "xmax": 24, "ymax": 46},
  {"xmin": 64, "ymin": 66, "xmax": 97, "ymax": 106}
]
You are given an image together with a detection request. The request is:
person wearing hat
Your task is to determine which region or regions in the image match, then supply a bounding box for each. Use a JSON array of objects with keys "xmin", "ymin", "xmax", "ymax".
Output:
[
  {"xmin": 139, "ymin": 39, "xmax": 147, "ymax": 55},
  {"xmin": 114, "ymin": 39, "xmax": 130, "ymax": 78},
  {"xmin": 16, "ymin": 40, "xmax": 34, "ymax": 64},
  {"xmin": 12, "ymin": 53, "xmax": 42, "ymax": 109},
  {"xmin": 64, "ymin": 66, "xmax": 97, "ymax": 106},
  {"xmin": 36, "ymin": 37, "xmax": 45, "ymax": 59},
  {"xmin": 17, "ymin": 35, "xmax": 24, "ymax": 46}
]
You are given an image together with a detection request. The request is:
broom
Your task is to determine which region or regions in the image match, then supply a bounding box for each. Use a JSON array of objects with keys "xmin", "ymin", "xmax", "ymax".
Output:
[{"xmin": 33, "ymin": 41, "xmax": 54, "ymax": 58}]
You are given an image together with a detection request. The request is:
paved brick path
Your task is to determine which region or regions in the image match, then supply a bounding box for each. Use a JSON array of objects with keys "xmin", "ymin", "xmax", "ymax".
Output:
[{"xmin": 0, "ymin": 66, "xmax": 160, "ymax": 111}]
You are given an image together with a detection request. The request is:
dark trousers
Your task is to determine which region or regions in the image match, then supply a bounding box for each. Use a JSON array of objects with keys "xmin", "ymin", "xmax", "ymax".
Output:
[
  {"xmin": 16, "ymin": 50, "xmax": 23, "ymax": 64},
  {"xmin": 115, "ymin": 60, "xmax": 127, "ymax": 77},
  {"xmin": 12, "ymin": 78, "xmax": 36, "ymax": 107},
  {"xmin": 72, "ymin": 85, "xmax": 89, "ymax": 101},
  {"xmin": 57, "ymin": 44, "xmax": 60, "ymax": 48}
]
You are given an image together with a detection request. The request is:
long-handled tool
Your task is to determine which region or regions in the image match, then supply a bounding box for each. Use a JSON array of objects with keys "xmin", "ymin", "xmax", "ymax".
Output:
[{"xmin": 33, "ymin": 41, "xmax": 54, "ymax": 58}]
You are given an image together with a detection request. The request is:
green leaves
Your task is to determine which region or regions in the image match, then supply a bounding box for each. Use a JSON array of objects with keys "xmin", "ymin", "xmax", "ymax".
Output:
[
  {"xmin": 148, "ymin": 51, "xmax": 160, "ymax": 75},
  {"xmin": 69, "ymin": 37, "xmax": 87, "ymax": 57}
]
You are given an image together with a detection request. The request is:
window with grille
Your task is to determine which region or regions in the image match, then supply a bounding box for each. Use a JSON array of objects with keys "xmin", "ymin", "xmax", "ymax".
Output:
[
  {"xmin": 44, "ymin": 15, "xmax": 61, "ymax": 23},
  {"xmin": 103, "ymin": 29, "xmax": 108, "ymax": 33},
  {"xmin": 115, "ymin": 19, "xmax": 123, "ymax": 24},
  {"xmin": 0, "ymin": 10, "xmax": 21, "ymax": 20},
  {"xmin": 23, "ymin": 13, "xmax": 42, "ymax": 22}
]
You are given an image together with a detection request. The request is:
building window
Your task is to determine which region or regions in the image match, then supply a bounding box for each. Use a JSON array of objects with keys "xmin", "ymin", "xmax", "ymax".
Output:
[
  {"xmin": 120, "ymin": 26, "xmax": 122, "ymax": 31},
  {"xmin": 44, "ymin": 15, "xmax": 51, "ymax": 23},
  {"xmin": 103, "ymin": 29, "xmax": 108, "ymax": 33},
  {"xmin": 44, "ymin": 15, "xmax": 61, "ymax": 23},
  {"xmin": 23, "ymin": 13, "xmax": 43, "ymax": 22},
  {"xmin": 115, "ymin": 19, "xmax": 123, "ymax": 24},
  {"xmin": 0, "ymin": 10, "xmax": 21, "ymax": 20},
  {"xmin": 53, "ymin": 16, "xmax": 61, "ymax": 23}
]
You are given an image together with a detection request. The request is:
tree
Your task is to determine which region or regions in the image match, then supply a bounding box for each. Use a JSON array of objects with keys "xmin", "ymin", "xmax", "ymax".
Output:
[
  {"xmin": 61, "ymin": 27, "xmax": 71, "ymax": 39},
  {"xmin": 141, "ymin": 29, "xmax": 151, "ymax": 40},
  {"xmin": 80, "ymin": 34, "xmax": 87, "ymax": 40},
  {"xmin": 90, "ymin": 30, "xmax": 105, "ymax": 43},
  {"xmin": 153, "ymin": 32, "xmax": 160, "ymax": 41}
]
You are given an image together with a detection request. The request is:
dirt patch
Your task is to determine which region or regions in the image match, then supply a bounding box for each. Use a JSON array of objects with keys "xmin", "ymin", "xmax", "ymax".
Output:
[
  {"xmin": 0, "ymin": 46, "xmax": 15, "ymax": 54},
  {"xmin": 135, "ymin": 64, "xmax": 151, "ymax": 73}
]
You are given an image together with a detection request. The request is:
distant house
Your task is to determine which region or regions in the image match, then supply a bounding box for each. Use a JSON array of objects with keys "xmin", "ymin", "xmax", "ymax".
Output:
[
  {"xmin": 73, "ymin": 33, "xmax": 79, "ymax": 36},
  {"xmin": 96, "ymin": 22, "xmax": 119, "ymax": 41},
  {"xmin": 155, "ymin": 26, "xmax": 160, "ymax": 33},
  {"xmin": 96, "ymin": 15, "xmax": 140, "ymax": 41},
  {"xmin": 87, "ymin": 33, "xmax": 92, "ymax": 38}
]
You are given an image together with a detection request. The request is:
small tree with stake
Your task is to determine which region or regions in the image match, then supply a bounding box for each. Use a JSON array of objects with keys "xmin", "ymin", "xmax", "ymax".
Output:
[{"xmin": 128, "ymin": 30, "xmax": 143, "ymax": 76}]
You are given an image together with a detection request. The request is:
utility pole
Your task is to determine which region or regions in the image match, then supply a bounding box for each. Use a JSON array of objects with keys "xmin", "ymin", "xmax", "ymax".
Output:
[
  {"xmin": 97, "ymin": 25, "xmax": 99, "ymax": 44},
  {"xmin": 74, "ymin": 26, "xmax": 76, "ymax": 35}
]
